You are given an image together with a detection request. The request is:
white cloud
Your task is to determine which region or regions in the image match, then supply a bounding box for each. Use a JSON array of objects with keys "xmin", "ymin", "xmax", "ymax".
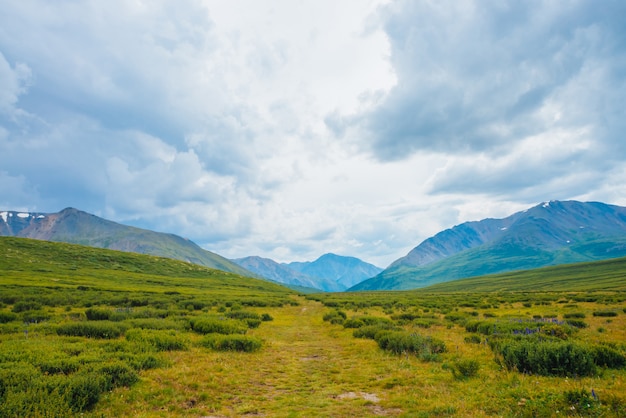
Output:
[{"xmin": 1, "ymin": 0, "xmax": 626, "ymax": 267}]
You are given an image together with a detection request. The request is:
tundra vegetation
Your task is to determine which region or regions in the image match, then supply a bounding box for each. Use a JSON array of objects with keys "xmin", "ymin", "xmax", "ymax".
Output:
[{"xmin": 1, "ymin": 236, "xmax": 625, "ymax": 417}]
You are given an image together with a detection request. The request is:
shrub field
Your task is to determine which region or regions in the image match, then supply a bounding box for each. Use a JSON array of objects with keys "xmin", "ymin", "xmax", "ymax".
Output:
[{"xmin": 1, "ymin": 236, "xmax": 626, "ymax": 416}]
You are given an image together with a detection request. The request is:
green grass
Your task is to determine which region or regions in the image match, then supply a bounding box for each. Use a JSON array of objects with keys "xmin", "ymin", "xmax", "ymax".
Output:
[
  {"xmin": 1, "ymin": 237, "xmax": 625, "ymax": 416},
  {"xmin": 422, "ymin": 255, "xmax": 626, "ymax": 292}
]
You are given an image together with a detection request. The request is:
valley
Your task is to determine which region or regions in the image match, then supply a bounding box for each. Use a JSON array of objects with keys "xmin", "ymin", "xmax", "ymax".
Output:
[{"xmin": 1, "ymin": 237, "xmax": 625, "ymax": 416}]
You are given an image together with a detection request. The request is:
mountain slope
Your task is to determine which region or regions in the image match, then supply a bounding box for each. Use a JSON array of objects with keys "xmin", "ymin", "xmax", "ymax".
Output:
[
  {"xmin": 287, "ymin": 253, "xmax": 383, "ymax": 289},
  {"xmin": 0, "ymin": 236, "xmax": 293, "ymax": 298},
  {"xmin": 232, "ymin": 256, "xmax": 342, "ymax": 292},
  {"xmin": 233, "ymin": 253, "xmax": 382, "ymax": 291},
  {"xmin": 352, "ymin": 200, "xmax": 626, "ymax": 291},
  {"xmin": 0, "ymin": 208, "xmax": 254, "ymax": 277},
  {"xmin": 421, "ymin": 255, "xmax": 626, "ymax": 293}
]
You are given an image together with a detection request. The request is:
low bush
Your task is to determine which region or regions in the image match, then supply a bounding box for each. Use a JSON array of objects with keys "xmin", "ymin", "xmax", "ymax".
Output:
[
  {"xmin": 201, "ymin": 335, "xmax": 262, "ymax": 352},
  {"xmin": 21, "ymin": 310, "xmax": 51, "ymax": 324},
  {"xmin": 125, "ymin": 329, "xmax": 188, "ymax": 351},
  {"xmin": 0, "ymin": 312, "xmax": 17, "ymax": 324},
  {"xmin": 126, "ymin": 318, "xmax": 188, "ymax": 331},
  {"xmin": 464, "ymin": 334, "xmax": 482, "ymax": 344},
  {"xmin": 95, "ymin": 362, "xmax": 139, "ymax": 390},
  {"xmin": 245, "ymin": 318, "xmax": 262, "ymax": 329},
  {"xmin": 451, "ymin": 358, "xmax": 480, "ymax": 380},
  {"xmin": 353, "ymin": 323, "xmax": 398, "ymax": 339},
  {"xmin": 226, "ymin": 311, "xmax": 260, "ymax": 320},
  {"xmin": 56, "ymin": 321, "xmax": 125, "ymax": 339},
  {"xmin": 565, "ymin": 319, "xmax": 588, "ymax": 329},
  {"xmin": 323, "ymin": 310, "xmax": 347, "ymax": 325},
  {"xmin": 593, "ymin": 310, "xmax": 618, "ymax": 317},
  {"xmin": 85, "ymin": 308, "xmax": 112, "ymax": 321},
  {"xmin": 375, "ymin": 331, "xmax": 446, "ymax": 360},
  {"xmin": 494, "ymin": 339, "xmax": 597, "ymax": 377},
  {"xmin": 190, "ymin": 317, "xmax": 246, "ymax": 335},
  {"xmin": 37, "ymin": 358, "xmax": 80, "ymax": 375},
  {"xmin": 343, "ymin": 318, "xmax": 365, "ymax": 328},
  {"xmin": 563, "ymin": 312, "xmax": 586, "ymax": 319},
  {"xmin": 11, "ymin": 301, "xmax": 42, "ymax": 313},
  {"xmin": 61, "ymin": 372, "xmax": 107, "ymax": 412},
  {"xmin": 593, "ymin": 345, "xmax": 626, "ymax": 368}
]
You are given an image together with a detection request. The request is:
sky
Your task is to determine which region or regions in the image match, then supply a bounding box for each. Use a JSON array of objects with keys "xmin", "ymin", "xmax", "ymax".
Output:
[{"xmin": 1, "ymin": 0, "xmax": 626, "ymax": 268}]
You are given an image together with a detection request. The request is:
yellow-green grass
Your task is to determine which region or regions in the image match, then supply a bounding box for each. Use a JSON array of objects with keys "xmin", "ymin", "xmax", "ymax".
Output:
[{"xmin": 422, "ymin": 255, "xmax": 626, "ymax": 292}]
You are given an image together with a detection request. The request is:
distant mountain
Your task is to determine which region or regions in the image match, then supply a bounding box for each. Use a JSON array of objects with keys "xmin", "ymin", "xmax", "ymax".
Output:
[
  {"xmin": 287, "ymin": 253, "xmax": 383, "ymax": 290},
  {"xmin": 232, "ymin": 256, "xmax": 342, "ymax": 292},
  {"xmin": 351, "ymin": 200, "xmax": 626, "ymax": 291},
  {"xmin": 0, "ymin": 208, "xmax": 254, "ymax": 277},
  {"xmin": 233, "ymin": 253, "xmax": 382, "ymax": 292}
]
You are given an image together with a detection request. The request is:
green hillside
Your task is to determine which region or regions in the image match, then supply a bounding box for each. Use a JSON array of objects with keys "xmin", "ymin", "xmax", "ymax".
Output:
[
  {"xmin": 353, "ymin": 236, "xmax": 626, "ymax": 291},
  {"xmin": 0, "ymin": 208, "xmax": 256, "ymax": 277},
  {"xmin": 422, "ymin": 254, "xmax": 626, "ymax": 293},
  {"xmin": 0, "ymin": 236, "xmax": 294, "ymax": 303}
]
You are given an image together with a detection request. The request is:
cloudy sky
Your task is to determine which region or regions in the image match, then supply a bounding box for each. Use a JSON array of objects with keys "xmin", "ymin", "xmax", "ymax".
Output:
[{"xmin": 1, "ymin": 0, "xmax": 625, "ymax": 267}]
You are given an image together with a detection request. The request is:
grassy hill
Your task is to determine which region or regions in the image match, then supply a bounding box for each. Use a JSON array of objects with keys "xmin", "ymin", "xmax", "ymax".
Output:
[
  {"xmin": 0, "ymin": 208, "xmax": 256, "ymax": 277},
  {"xmin": 352, "ymin": 236, "xmax": 626, "ymax": 291},
  {"xmin": 422, "ymin": 255, "xmax": 626, "ymax": 293},
  {"xmin": 0, "ymin": 236, "xmax": 293, "ymax": 303}
]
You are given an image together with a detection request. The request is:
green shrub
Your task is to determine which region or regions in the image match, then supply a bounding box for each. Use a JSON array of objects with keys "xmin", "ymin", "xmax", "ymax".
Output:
[
  {"xmin": 375, "ymin": 331, "xmax": 446, "ymax": 360},
  {"xmin": 56, "ymin": 321, "xmax": 125, "ymax": 339},
  {"xmin": 95, "ymin": 362, "xmax": 139, "ymax": 390},
  {"xmin": 593, "ymin": 310, "xmax": 618, "ymax": 317},
  {"xmin": 62, "ymin": 372, "xmax": 106, "ymax": 411},
  {"xmin": 201, "ymin": 335, "xmax": 262, "ymax": 352},
  {"xmin": 85, "ymin": 308, "xmax": 112, "ymax": 321},
  {"xmin": 0, "ymin": 311, "xmax": 17, "ymax": 324},
  {"xmin": 353, "ymin": 323, "xmax": 397, "ymax": 339},
  {"xmin": 245, "ymin": 318, "xmax": 262, "ymax": 329},
  {"xmin": 37, "ymin": 358, "xmax": 80, "ymax": 375},
  {"xmin": 261, "ymin": 313, "xmax": 273, "ymax": 321},
  {"xmin": 126, "ymin": 353, "xmax": 163, "ymax": 371},
  {"xmin": 190, "ymin": 317, "xmax": 246, "ymax": 335},
  {"xmin": 464, "ymin": 334, "xmax": 482, "ymax": 344},
  {"xmin": 565, "ymin": 319, "xmax": 588, "ymax": 329},
  {"xmin": 343, "ymin": 318, "xmax": 365, "ymax": 328},
  {"xmin": 11, "ymin": 301, "xmax": 42, "ymax": 313},
  {"xmin": 323, "ymin": 310, "xmax": 347, "ymax": 325},
  {"xmin": 125, "ymin": 329, "xmax": 188, "ymax": 351},
  {"xmin": 126, "ymin": 318, "xmax": 188, "ymax": 331},
  {"xmin": 593, "ymin": 345, "xmax": 626, "ymax": 368},
  {"xmin": 226, "ymin": 310, "xmax": 260, "ymax": 320},
  {"xmin": 451, "ymin": 359, "xmax": 480, "ymax": 380},
  {"xmin": 563, "ymin": 312, "xmax": 586, "ymax": 319},
  {"xmin": 495, "ymin": 339, "xmax": 596, "ymax": 377},
  {"xmin": 21, "ymin": 310, "xmax": 51, "ymax": 323}
]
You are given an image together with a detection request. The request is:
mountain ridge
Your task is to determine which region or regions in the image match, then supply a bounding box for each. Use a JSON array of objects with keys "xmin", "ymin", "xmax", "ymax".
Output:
[
  {"xmin": 0, "ymin": 207, "xmax": 254, "ymax": 277},
  {"xmin": 351, "ymin": 200, "xmax": 626, "ymax": 291},
  {"xmin": 234, "ymin": 253, "xmax": 382, "ymax": 292}
]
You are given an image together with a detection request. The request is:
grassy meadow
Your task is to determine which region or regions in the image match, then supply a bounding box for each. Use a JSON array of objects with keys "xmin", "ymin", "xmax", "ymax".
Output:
[{"xmin": 1, "ymin": 236, "xmax": 625, "ymax": 417}]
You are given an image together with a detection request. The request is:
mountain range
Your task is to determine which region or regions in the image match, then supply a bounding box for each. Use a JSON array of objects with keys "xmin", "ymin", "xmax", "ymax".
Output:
[
  {"xmin": 4, "ymin": 200, "xmax": 626, "ymax": 292},
  {"xmin": 233, "ymin": 253, "xmax": 383, "ymax": 292},
  {"xmin": 0, "ymin": 207, "xmax": 379, "ymax": 292},
  {"xmin": 0, "ymin": 207, "xmax": 253, "ymax": 277},
  {"xmin": 351, "ymin": 200, "xmax": 626, "ymax": 290}
]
